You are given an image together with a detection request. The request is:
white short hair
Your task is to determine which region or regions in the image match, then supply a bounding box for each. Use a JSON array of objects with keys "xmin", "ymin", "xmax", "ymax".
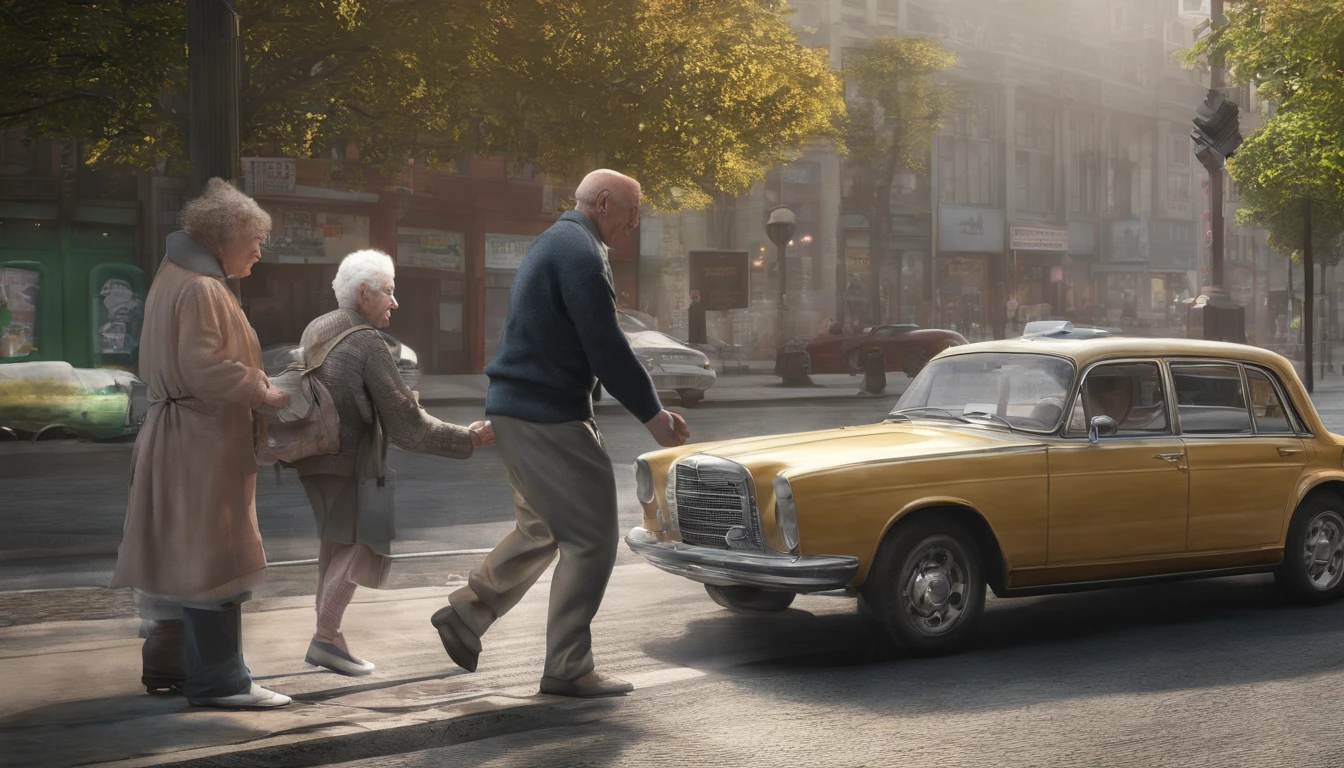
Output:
[{"xmin": 332, "ymin": 249, "xmax": 395, "ymax": 310}]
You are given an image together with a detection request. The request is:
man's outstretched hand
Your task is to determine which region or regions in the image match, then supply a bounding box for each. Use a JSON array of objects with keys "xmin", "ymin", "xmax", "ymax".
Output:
[{"xmin": 644, "ymin": 409, "xmax": 690, "ymax": 447}]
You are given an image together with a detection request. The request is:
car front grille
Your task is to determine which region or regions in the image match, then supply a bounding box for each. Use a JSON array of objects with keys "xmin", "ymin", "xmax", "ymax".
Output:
[
  {"xmin": 673, "ymin": 462, "xmax": 761, "ymax": 549},
  {"xmin": 658, "ymin": 352, "xmax": 703, "ymax": 366}
]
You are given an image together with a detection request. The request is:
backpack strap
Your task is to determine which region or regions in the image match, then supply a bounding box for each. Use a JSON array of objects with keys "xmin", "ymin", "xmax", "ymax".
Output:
[{"xmin": 300, "ymin": 325, "xmax": 381, "ymax": 373}]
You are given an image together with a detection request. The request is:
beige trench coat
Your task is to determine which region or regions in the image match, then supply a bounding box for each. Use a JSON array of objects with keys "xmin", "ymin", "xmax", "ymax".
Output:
[{"xmin": 111, "ymin": 256, "xmax": 269, "ymax": 601}]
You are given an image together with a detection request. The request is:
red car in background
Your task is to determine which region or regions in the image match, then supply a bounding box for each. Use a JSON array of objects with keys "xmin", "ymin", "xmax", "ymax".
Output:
[{"xmin": 803, "ymin": 324, "xmax": 967, "ymax": 376}]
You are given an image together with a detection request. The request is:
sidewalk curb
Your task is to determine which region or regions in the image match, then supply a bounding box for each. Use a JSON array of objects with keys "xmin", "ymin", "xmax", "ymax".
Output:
[{"xmin": 418, "ymin": 392, "xmax": 893, "ymax": 410}]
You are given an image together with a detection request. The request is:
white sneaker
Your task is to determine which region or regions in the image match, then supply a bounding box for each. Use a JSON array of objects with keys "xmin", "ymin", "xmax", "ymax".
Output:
[
  {"xmin": 305, "ymin": 638, "xmax": 375, "ymax": 677},
  {"xmin": 189, "ymin": 682, "xmax": 292, "ymax": 709}
]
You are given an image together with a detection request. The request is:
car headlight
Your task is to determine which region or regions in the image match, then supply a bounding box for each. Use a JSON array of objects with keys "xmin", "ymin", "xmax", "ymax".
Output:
[
  {"xmin": 772, "ymin": 476, "xmax": 800, "ymax": 553},
  {"xmin": 634, "ymin": 458, "xmax": 655, "ymax": 504}
]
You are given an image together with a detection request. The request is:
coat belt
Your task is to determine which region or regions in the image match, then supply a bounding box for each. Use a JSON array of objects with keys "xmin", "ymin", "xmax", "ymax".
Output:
[{"xmin": 148, "ymin": 394, "xmax": 217, "ymax": 417}]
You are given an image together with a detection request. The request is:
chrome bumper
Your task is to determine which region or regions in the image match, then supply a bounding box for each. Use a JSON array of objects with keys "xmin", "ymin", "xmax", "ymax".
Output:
[{"xmin": 625, "ymin": 526, "xmax": 859, "ymax": 592}]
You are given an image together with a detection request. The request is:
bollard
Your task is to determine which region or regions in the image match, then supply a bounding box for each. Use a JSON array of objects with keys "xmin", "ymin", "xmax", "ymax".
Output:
[{"xmin": 862, "ymin": 347, "xmax": 886, "ymax": 395}]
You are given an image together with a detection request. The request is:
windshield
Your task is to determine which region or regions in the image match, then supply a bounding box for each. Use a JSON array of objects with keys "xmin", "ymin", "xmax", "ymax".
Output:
[
  {"xmin": 618, "ymin": 310, "xmax": 658, "ymax": 334},
  {"xmin": 891, "ymin": 352, "xmax": 1076, "ymax": 432}
]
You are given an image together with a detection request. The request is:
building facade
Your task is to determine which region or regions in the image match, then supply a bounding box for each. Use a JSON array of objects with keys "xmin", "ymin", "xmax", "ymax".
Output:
[{"xmin": 635, "ymin": 0, "xmax": 1282, "ymax": 352}]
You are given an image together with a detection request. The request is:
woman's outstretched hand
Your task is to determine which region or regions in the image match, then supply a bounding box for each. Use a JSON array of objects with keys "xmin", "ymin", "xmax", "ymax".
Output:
[{"xmin": 469, "ymin": 420, "xmax": 495, "ymax": 447}]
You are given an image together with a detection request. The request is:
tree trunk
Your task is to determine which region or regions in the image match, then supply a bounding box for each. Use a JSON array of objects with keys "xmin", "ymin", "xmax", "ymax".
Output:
[
  {"xmin": 871, "ymin": 182, "xmax": 891, "ymax": 324},
  {"xmin": 1304, "ymin": 200, "xmax": 1314, "ymax": 393}
]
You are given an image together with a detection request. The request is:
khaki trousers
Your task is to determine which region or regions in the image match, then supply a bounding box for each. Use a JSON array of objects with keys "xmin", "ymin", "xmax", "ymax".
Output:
[{"xmin": 447, "ymin": 415, "xmax": 618, "ymax": 680}]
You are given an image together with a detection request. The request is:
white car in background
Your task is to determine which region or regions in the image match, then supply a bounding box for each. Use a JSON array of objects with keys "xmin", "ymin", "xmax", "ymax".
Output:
[{"xmin": 606, "ymin": 309, "xmax": 717, "ymax": 407}]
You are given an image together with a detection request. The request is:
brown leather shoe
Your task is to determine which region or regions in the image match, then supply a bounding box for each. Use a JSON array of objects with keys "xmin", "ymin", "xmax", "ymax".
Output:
[
  {"xmin": 539, "ymin": 671, "xmax": 634, "ymax": 698},
  {"xmin": 141, "ymin": 620, "xmax": 185, "ymax": 693},
  {"xmin": 430, "ymin": 606, "xmax": 479, "ymax": 673}
]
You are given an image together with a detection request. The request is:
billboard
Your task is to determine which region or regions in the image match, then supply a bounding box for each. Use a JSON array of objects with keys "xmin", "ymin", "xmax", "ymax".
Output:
[{"xmin": 688, "ymin": 249, "xmax": 749, "ymax": 311}]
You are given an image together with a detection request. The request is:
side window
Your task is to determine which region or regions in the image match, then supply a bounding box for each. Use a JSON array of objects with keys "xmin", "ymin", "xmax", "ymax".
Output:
[
  {"xmin": 1171, "ymin": 362, "xmax": 1252, "ymax": 435},
  {"xmin": 1245, "ymin": 367, "xmax": 1295, "ymax": 434},
  {"xmin": 1068, "ymin": 361, "xmax": 1170, "ymax": 437}
]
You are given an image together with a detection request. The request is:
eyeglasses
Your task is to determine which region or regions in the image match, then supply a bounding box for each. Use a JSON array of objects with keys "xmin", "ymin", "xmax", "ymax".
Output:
[{"xmin": 604, "ymin": 189, "xmax": 639, "ymax": 213}]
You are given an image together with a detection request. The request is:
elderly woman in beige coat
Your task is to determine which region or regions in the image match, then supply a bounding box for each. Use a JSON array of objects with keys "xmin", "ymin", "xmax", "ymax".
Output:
[
  {"xmin": 111, "ymin": 178, "xmax": 293, "ymax": 709},
  {"xmin": 294, "ymin": 249, "xmax": 493, "ymax": 677}
]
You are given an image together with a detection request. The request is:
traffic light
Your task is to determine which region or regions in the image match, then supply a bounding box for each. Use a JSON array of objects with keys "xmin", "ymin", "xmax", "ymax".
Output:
[{"xmin": 1191, "ymin": 89, "xmax": 1242, "ymax": 173}]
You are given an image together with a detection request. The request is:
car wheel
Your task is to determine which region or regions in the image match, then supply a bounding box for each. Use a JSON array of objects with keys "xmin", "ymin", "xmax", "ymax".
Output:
[
  {"xmin": 677, "ymin": 389, "xmax": 704, "ymax": 407},
  {"xmin": 1275, "ymin": 493, "xmax": 1344, "ymax": 604},
  {"xmin": 860, "ymin": 516, "xmax": 986, "ymax": 655},
  {"xmin": 902, "ymin": 350, "xmax": 929, "ymax": 377},
  {"xmin": 705, "ymin": 584, "xmax": 796, "ymax": 612}
]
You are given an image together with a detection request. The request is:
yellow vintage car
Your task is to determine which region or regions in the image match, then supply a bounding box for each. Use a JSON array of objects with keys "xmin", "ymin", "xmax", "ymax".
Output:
[{"xmin": 626, "ymin": 337, "xmax": 1344, "ymax": 654}]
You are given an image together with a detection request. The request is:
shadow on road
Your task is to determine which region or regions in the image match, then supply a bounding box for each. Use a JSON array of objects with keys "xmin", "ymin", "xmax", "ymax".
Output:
[{"xmin": 641, "ymin": 574, "xmax": 1344, "ymax": 712}]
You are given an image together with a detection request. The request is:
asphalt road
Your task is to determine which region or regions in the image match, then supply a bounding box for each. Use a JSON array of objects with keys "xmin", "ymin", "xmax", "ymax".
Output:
[{"xmin": 0, "ymin": 398, "xmax": 905, "ymax": 596}]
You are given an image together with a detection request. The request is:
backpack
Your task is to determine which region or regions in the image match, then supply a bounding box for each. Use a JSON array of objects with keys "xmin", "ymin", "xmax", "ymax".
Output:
[{"xmin": 255, "ymin": 326, "xmax": 375, "ymax": 464}]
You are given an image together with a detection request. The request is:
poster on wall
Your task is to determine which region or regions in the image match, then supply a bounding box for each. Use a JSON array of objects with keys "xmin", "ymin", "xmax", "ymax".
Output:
[
  {"xmin": 484, "ymin": 233, "xmax": 537, "ymax": 271},
  {"xmin": 261, "ymin": 210, "xmax": 371, "ymax": 264},
  {"xmin": 397, "ymin": 228, "xmax": 465, "ymax": 271},
  {"xmin": 95, "ymin": 278, "xmax": 144, "ymax": 356},
  {"xmin": 688, "ymin": 250, "xmax": 749, "ymax": 310},
  {"xmin": 0, "ymin": 267, "xmax": 40, "ymax": 358}
]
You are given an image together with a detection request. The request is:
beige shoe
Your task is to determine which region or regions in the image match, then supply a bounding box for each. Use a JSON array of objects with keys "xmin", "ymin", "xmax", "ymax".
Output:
[
  {"xmin": 189, "ymin": 683, "xmax": 292, "ymax": 709},
  {"xmin": 306, "ymin": 635, "xmax": 375, "ymax": 677},
  {"xmin": 539, "ymin": 671, "xmax": 634, "ymax": 698}
]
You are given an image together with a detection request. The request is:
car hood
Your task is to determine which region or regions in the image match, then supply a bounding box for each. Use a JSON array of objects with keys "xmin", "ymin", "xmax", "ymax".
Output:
[
  {"xmin": 627, "ymin": 330, "xmax": 701, "ymax": 354},
  {"xmin": 678, "ymin": 421, "xmax": 1044, "ymax": 478}
]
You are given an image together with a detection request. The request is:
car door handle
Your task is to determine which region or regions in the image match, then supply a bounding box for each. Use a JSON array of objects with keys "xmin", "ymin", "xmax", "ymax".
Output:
[
  {"xmin": 1277, "ymin": 447, "xmax": 1302, "ymax": 456},
  {"xmin": 1154, "ymin": 453, "xmax": 1183, "ymax": 464}
]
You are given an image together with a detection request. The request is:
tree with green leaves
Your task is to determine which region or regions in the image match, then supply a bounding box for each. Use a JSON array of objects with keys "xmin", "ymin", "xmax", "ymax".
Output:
[
  {"xmin": 841, "ymin": 36, "xmax": 956, "ymax": 323},
  {"xmin": 1185, "ymin": 0, "xmax": 1344, "ymax": 261},
  {"xmin": 0, "ymin": 0, "xmax": 842, "ymax": 210}
]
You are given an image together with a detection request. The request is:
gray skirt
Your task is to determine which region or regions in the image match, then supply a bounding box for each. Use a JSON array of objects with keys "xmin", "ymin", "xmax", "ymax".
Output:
[{"xmin": 300, "ymin": 474, "xmax": 393, "ymax": 557}]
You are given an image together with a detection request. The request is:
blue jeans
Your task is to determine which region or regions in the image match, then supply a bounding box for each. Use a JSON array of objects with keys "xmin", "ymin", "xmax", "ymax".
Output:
[{"xmin": 181, "ymin": 602, "xmax": 251, "ymax": 699}]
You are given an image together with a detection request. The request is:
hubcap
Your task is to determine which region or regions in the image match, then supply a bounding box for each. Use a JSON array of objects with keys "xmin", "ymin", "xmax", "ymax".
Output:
[
  {"xmin": 900, "ymin": 543, "xmax": 968, "ymax": 635},
  {"xmin": 1303, "ymin": 509, "xmax": 1344, "ymax": 592}
]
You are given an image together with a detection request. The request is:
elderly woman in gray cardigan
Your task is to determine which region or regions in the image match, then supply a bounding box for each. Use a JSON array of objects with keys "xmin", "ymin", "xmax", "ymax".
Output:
[{"xmin": 293, "ymin": 249, "xmax": 493, "ymax": 676}]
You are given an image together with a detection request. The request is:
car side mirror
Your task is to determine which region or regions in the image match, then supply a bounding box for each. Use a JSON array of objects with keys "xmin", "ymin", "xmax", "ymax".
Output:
[{"xmin": 1088, "ymin": 415, "xmax": 1119, "ymax": 444}]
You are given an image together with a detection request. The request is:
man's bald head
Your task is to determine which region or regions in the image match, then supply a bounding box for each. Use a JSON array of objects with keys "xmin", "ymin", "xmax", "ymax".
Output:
[{"xmin": 574, "ymin": 169, "xmax": 642, "ymax": 247}]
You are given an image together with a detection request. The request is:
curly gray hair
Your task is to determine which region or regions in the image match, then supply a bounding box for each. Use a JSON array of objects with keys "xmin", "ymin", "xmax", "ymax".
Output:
[
  {"xmin": 179, "ymin": 178, "xmax": 272, "ymax": 253},
  {"xmin": 333, "ymin": 249, "xmax": 395, "ymax": 310}
]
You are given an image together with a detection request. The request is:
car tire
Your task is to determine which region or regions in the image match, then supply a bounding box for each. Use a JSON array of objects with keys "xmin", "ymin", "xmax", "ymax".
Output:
[
  {"xmin": 1274, "ymin": 492, "xmax": 1344, "ymax": 604},
  {"xmin": 705, "ymin": 584, "xmax": 796, "ymax": 612},
  {"xmin": 677, "ymin": 389, "xmax": 704, "ymax": 407},
  {"xmin": 860, "ymin": 516, "xmax": 986, "ymax": 656}
]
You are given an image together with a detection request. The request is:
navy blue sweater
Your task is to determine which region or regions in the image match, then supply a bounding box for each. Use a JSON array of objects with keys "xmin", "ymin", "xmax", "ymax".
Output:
[{"xmin": 485, "ymin": 211, "xmax": 662, "ymax": 424}]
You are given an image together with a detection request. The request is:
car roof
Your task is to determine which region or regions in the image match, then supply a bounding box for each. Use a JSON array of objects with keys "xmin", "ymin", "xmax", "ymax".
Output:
[{"xmin": 940, "ymin": 336, "xmax": 1292, "ymax": 372}]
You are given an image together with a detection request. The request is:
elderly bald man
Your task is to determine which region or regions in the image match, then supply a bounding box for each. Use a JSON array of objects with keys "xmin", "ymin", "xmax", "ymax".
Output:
[{"xmin": 431, "ymin": 169, "xmax": 690, "ymax": 697}]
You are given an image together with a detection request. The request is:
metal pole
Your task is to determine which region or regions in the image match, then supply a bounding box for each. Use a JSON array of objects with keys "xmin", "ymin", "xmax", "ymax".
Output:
[
  {"xmin": 1209, "ymin": 0, "xmax": 1225, "ymax": 291},
  {"xmin": 1304, "ymin": 199, "xmax": 1314, "ymax": 393},
  {"xmin": 777, "ymin": 240, "xmax": 788, "ymax": 346}
]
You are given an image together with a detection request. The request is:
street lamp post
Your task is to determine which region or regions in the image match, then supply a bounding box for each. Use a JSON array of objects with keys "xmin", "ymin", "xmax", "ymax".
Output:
[{"xmin": 766, "ymin": 205, "xmax": 797, "ymax": 348}]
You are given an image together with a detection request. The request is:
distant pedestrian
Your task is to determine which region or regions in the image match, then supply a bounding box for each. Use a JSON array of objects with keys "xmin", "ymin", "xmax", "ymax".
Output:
[
  {"xmin": 293, "ymin": 250, "xmax": 493, "ymax": 677},
  {"xmin": 431, "ymin": 169, "xmax": 689, "ymax": 698},
  {"xmin": 844, "ymin": 273, "xmax": 868, "ymax": 327},
  {"xmin": 688, "ymin": 290, "xmax": 707, "ymax": 345},
  {"xmin": 111, "ymin": 179, "xmax": 293, "ymax": 709}
]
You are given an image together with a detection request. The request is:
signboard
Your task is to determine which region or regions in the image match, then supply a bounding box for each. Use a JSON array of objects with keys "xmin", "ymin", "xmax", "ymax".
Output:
[
  {"xmin": 1108, "ymin": 220, "xmax": 1148, "ymax": 262},
  {"xmin": 242, "ymin": 158, "xmax": 297, "ymax": 196},
  {"xmin": 1010, "ymin": 225, "xmax": 1068, "ymax": 251},
  {"xmin": 0, "ymin": 267, "xmax": 40, "ymax": 358},
  {"xmin": 484, "ymin": 233, "xmax": 537, "ymax": 271},
  {"xmin": 397, "ymin": 227, "xmax": 464, "ymax": 271},
  {"xmin": 938, "ymin": 205, "xmax": 1004, "ymax": 253},
  {"xmin": 260, "ymin": 210, "xmax": 370, "ymax": 264},
  {"xmin": 688, "ymin": 250, "xmax": 750, "ymax": 310}
]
